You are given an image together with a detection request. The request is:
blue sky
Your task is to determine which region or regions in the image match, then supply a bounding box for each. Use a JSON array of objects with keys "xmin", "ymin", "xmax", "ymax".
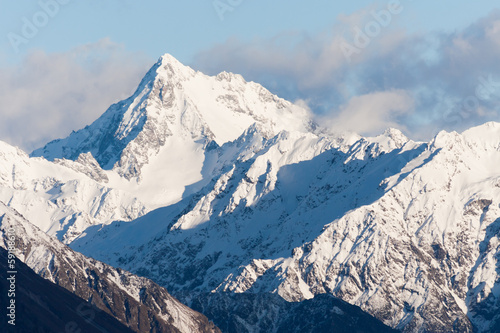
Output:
[
  {"xmin": 1, "ymin": 1, "xmax": 500, "ymax": 150},
  {"xmin": 1, "ymin": 1, "xmax": 498, "ymax": 64}
]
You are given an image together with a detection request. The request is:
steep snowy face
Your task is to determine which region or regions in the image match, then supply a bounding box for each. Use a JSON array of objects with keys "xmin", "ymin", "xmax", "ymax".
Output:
[
  {"xmin": 72, "ymin": 122, "xmax": 500, "ymax": 332},
  {"xmin": 69, "ymin": 127, "xmax": 416, "ymax": 317},
  {"xmin": 0, "ymin": 141, "xmax": 146, "ymax": 244},
  {"xmin": 30, "ymin": 54, "xmax": 315, "ymax": 210},
  {"xmin": 71, "ymin": 125, "xmax": 413, "ymax": 268},
  {"xmin": 70, "ymin": 127, "xmax": 339, "ymax": 268},
  {"xmin": 31, "ymin": 54, "xmax": 314, "ymax": 182},
  {"xmin": 215, "ymin": 123, "xmax": 500, "ymax": 332}
]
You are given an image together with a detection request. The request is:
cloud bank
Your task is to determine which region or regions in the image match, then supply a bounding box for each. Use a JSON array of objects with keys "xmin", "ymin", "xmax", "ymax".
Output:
[
  {"xmin": 192, "ymin": 8, "xmax": 500, "ymax": 139},
  {"xmin": 324, "ymin": 90, "xmax": 414, "ymax": 135},
  {"xmin": 2, "ymin": 7, "xmax": 500, "ymax": 151},
  {"xmin": 0, "ymin": 38, "xmax": 151, "ymax": 151}
]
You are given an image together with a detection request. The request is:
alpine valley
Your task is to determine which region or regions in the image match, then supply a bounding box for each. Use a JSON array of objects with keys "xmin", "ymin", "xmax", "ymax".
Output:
[{"xmin": 1, "ymin": 54, "xmax": 500, "ymax": 332}]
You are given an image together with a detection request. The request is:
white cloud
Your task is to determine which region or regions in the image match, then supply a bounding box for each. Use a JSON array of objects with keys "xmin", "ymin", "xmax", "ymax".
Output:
[
  {"xmin": 192, "ymin": 8, "xmax": 500, "ymax": 140},
  {"xmin": 321, "ymin": 90, "xmax": 414, "ymax": 135},
  {"xmin": 0, "ymin": 38, "xmax": 151, "ymax": 152}
]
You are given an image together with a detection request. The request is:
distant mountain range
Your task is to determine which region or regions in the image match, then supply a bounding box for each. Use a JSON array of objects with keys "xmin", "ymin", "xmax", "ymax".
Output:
[{"xmin": 1, "ymin": 54, "xmax": 499, "ymax": 332}]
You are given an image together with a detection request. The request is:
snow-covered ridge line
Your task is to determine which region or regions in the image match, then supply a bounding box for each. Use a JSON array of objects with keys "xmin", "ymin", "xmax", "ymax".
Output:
[{"xmin": 72, "ymin": 121, "xmax": 500, "ymax": 332}]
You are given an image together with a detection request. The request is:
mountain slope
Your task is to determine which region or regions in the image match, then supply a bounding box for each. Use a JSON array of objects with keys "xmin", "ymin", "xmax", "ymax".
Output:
[
  {"xmin": 188, "ymin": 292, "xmax": 399, "ymax": 333},
  {"xmin": 0, "ymin": 140, "xmax": 147, "ymax": 244},
  {"xmin": 0, "ymin": 246, "xmax": 136, "ymax": 333},
  {"xmin": 0, "ymin": 201, "xmax": 220, "ymax": 333},
  {"xmin": 72, "ymin": 122, "xmax": 500, "ymax": 332}
]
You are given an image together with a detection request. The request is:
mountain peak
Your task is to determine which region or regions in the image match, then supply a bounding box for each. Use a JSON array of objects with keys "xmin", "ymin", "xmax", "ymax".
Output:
[
  {"xmin": 382, "ymin": 127, "xmax": 405, "ymax": 138},
  {"xmin": 32, "ymin": 53, "xmax": 314, "ymax": 182},
  {"xmin": 155, "ymin": 53, "xmax": 196, "ymax": 81},
  {"xmin": 461, "ymin": 121, "xmax": 500, "ymax": 149},
  {"xmin": 365, "ymin": 127, "xmax": 410, "ymax": 151},
  {"xmin": 159, "ymin": 53, "xmax": 181, "ymax": 64}
]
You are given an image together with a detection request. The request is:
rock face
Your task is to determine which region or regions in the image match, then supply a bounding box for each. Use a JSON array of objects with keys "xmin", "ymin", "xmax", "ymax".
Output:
[
  {"xmin": 3, "ymin": 54, "xmax": 500, "ymax": 332},
  {"xmin": 0, "ymin": 246, "xmax": 136, "ymax": 333},
  {"xmin": 0, "ymin": 202, "xmax": 221, "ymax": 333}
]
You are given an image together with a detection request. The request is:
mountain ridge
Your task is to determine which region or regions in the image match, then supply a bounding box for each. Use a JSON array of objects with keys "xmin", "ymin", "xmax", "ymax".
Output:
[{"xmin": 70, "ymin": 120, "xmax": 500, "ymax": 332}]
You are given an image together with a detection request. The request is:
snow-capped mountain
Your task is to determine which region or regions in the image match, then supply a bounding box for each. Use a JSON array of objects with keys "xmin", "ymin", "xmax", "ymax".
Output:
[
  {"xmin": 3, "ymin": 53, "xmax": 500, "ymax": 332},
  {"xmin": 0, "ymin": 54, "xmax": 317, "ymax": 246},
  {"xmin": 69, "ymin": 119, "xmax": 500, "ymax": 332},
  {"xmin": 31, "ymin": 54, "xmax": 314, "ymax": 208}
]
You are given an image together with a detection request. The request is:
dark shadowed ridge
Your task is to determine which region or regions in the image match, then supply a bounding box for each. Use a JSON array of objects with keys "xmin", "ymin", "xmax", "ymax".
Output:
[
  {"xmin": 188, "ymin": 292, "xmax": 400, "ymax": 333},
  {"xmin": 0, "ymin": 247, "xmax": 136, "ymax": 333}
]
